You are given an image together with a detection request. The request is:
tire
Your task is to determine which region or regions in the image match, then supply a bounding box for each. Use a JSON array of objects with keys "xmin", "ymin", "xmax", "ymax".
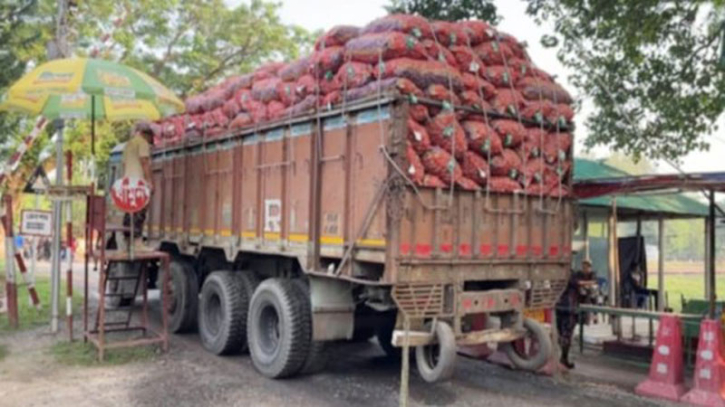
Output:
[
  {"xmin": 415, "ymin": 321, "xmax": 457, "ymax": 383},
  {"xmin": 166, "ymin": 259, "xmax": 199, "ymax": 333},
  {"xmin": 198, "ymin": 271, "xmax": 248, "ymax": 355},
  {"xmin": 105, "ymin": 263, "xmax": 138, "ymax": 309},
  {"xmin": 501, "ymin": 317, "xmax": 552, "ymax": 372},
  {"xmin": 247, "ymin": 278, "xmax": 311, "ymax": 379},
  {"xmin": 291, "ymin": 279, "xmax": 328, "ymax": 375},
  {"xmin": 234, "ymin": 272, "xmax": 260, "ymax": 353},
  {"xmin": 375, "ymin": 311, "xmax": 400, "ymax": 359}
]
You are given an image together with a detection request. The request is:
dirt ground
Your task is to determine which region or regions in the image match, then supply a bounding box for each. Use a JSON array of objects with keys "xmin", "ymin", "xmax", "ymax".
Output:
[{"xmin": 0, "ymin": 314, "xmax": 676, "ymax": 407}]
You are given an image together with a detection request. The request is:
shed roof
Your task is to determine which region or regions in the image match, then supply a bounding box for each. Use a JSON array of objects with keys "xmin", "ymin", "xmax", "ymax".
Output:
[{"xmin": 574, "ymin": 158, "xmax": 709, "ymax": 218}]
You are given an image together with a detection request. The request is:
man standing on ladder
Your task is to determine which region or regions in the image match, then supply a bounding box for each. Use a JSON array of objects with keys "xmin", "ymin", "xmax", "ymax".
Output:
[{"xmin": 121, "ymin": 124, "xmax": 154, "ymax": 251}]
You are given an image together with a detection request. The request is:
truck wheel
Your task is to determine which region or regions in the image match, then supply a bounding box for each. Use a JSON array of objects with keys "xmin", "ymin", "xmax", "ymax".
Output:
[
  {"xmin": 166, "ymin": 259, "xmax": 199, "ymax": 333},
  {"xmin": 415, "ymin": 321, "xmax": 457, "ymax": 383},
  {"xmin": 501, "ymin": 317, "xmax": 551, "ymax": 372},
  {"xmin": 248, "ymin": 279, "xmax": 311, "ymax": 378},
  {"xmin": 199, "ymin": 271, "xmax": 248, "ymax": 355},
  {"xmin": 375, "ymin": 311, "xmax": 400, "ymax": 359},
  {"xmin": 291, "ymin": 279, "xmax": 328, "ymax": 375},
  {"xmin": 234, "ymin": 272, "xmax": 260, "ymax": 353}
]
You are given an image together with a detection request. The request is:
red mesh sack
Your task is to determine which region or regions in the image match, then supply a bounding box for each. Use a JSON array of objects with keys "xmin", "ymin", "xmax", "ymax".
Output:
[
  {"xmin": 362, "ymin": 14, "xmax": 433, "ymax": 40},
  {"xmin": 409, "ymin": 104, "xmax": 429, "ymax": 123},
  {"xmin": 456, "ymin": 176, "xmax": 480, "ymax": 191},
  {"xmin": 457, "ymin": 20, "xmax": 495, "ymax": 46},
  {"xmin": 376, "ymin": 58, "xmax": 463, "ymax": 92},
  {"xmin": 230, "ymin": 113, "xmax": 253, "ymax": 130},
  {"xmin": 528, "ymin": 67, "xmax": 554, "ymax": 82},
  {"xmin": 421, "ymin": 147, "xmax": 463, "ymax": 185},
  {"xmin": 542, "ymin": 132, "xmax": 573, "ymax": 164},
  {"xmin": 406, "ymin": 143, "xmax": 425, "ymax": 184},
  {"xmin": 345, "ymin": 77, "xmax": 423, "ymax": 102},
  {"xmin": 461, "ymin": 151, "xmax": 489, "ymax": 185},
  {"xmin": 421, "ymin": 40, "xmax": 457, "ymax": 66},
  {"xmin": 315, "ymin": 25, "xmax": 361, "ymax": 50},
  {"xmin": 517, "ymin": 77, "xmax": 573, "ymax": 104},
  {"xmin": 242, "ymin": 99, "xmax": 268, "ymax": 123},
  {"xmin": 255, "ymin": 62, "xmax": 285, "ymax": 78},
  {"xmin": 222, "ymin": 98, "xmax": 242, "ymax": 119},
  {"xmin": 496, "ymin": 32, "xmax": 527, "ymax": 59},
  {"xmin": 422, "ymin": 174, "xmax": 446, "ymax": 188},
  {"xmin": 521, "ymin": 158, "xmax": 549, "ymax": 186},
  {"xmin": 547, "ymin": 104, "xmax": 575, "ymax": 125},
  {"xmin": 462, "ymin": 74, "xmax": 497, "ymax": 99},
  {"xmin": 211, "ymin": 108, "xmax": 229, "ymax": 129},
  {"xmin": 520, "ymin": 100, "xmax": 555, "ymax": 124},
  {"xmin": 522, "ymin": 128, "xmax": 547, "ymax": 159},
  {"xmin": 491, "ymin": 89, "xmax": 525, "ymax": 116},
  {"xmin": 252, "ymin": 77, "xmax": 283, "ymax": 103},
  {"xmin": 431, "ymin": 21, "xmax": 469, "ymax": 47},
  {"xmin": 309, "ymin": 46, "xmax": 345, "ymax": 78},
  {"xmin": 488, "ymin": 176, "xmax": 522, "ymax": 193},
  {"xmin": 459, "ymin": 91, "xmax": 492, "ymax": 111},
  {"xmin": 295, "ymin": 75, "xmax": 319, "ymax": 98},
  {"xmin": 345, "ymin": 33, "xmax": 429, "ymax": 64},
  {"xmin": 407, "ymin": 118, "xmax": 431, "ymax": 154},
  {"xmin": 219, "ymin": 75, "xmax": 250, "ymax": 99},
  {"xmin": 548, "ymin": 184, "xmax": 572, "ymax": 198},
  {"xmin": 233, "ymin": 89, "xmax": 253, "ymax": 106},
  {"xmin": 492, "ymin": 119, "xmax": 525, "ymax": 148},
  {"xmin": 276, "ymin": 81, "xmax": 299, "ymax": 106},
  {"xmin": 185, "ymin": 96, "xmax": 205, "ymax": 115},
  {"xmin": 484, "ymin": 65, "xmax": 519, "ymax": 88},
  {"xmin": 334, "ymin": 62, "xmax": 374, "ymax": 90},
  {"xmin": 426, "ymin": 112, "xmax": 467, "ymax": 159},
  {"xmin": 425, "ymin": 84, "xmax": 460, "ymax": 105},
  {"xmin": 267, "ymin": 101, "xmax": 286, "ymax": 120},
  {"xmin": 474, "ymin": 41, "xmax": 515, "ymax": 65},
  {"xmin": 318, "ymin": 73, "xmax": 340, "ymax": 95},
  {"xmin": 322, "ymin": 91, "xmax": 341, "ymax": 108},
  {"xmin": 278, "ymin": 57, "xmax": 311, "ymax": 82},
  {"xmin": 201, "ymin": 90, "xmax": 225, "ymax": 112},
  {"xmin": 449, "ymin": 46, "xmax": 485, "ymax": 76},
  {"xmin": 186, "ymin": 114, "xmax": 204, "ymax": 138},
  {"xmin": 283, "ymin": 95, "xmax": 319, "ymax": 117},
  {"xmin": 462, "ymin": 121, "xmax": 502, "ymax": 156},
  {"xmin": 508, "ymin": 58, "xmax": 534, "ymax": 78},
  {"xmin": 490, "ymin": 149, "xmax": 523, "ymax": 179}
]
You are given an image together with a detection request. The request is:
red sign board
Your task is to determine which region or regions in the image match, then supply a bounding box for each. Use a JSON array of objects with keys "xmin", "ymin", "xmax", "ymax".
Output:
[{"xmin": 111, "ymin": 176, "xmax": 150, "ymax": 213}]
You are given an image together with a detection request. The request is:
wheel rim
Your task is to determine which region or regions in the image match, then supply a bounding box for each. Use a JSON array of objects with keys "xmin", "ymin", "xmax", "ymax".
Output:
[
  {"xmin": 258, "ymin": 302, "xmax": 281, "ymax": 357},
  {"xmin": 423, "ymin": 343, "xmax": 441, "ymax": 369},
  {"xmin": 205, "ymin": 291, "xmax": 223, "ymax": 337}
]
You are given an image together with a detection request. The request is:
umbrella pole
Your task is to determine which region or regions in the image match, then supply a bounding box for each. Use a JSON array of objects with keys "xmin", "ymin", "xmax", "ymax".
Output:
[
  {"xmin": 91, "ymin": 95, "xmax": 96, "ymax": 185},
  {"xmin": 50, "ymin": 119, "xmax": 65, "ymax": 334}
]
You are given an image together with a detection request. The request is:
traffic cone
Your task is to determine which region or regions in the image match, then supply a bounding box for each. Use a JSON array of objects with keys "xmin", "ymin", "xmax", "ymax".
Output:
[
  {"xmin": 681, "ymin": 319, "xmax": 725, "ymax": 406},
  {"xmin": 635, "ymin": 315, "xmax": 687, "ymax": 401}
]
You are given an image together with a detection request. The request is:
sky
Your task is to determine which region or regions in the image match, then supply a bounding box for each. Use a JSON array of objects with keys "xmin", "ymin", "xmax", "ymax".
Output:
[{"xmin": 230, "ymin": 0, "xmax": 725, "ymax": 175}]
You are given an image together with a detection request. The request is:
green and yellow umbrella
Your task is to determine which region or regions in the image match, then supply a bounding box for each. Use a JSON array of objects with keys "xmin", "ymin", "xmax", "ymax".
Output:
[{"xmin": 0, "ymin": 57, "xmax": 184, "ymax": 121}]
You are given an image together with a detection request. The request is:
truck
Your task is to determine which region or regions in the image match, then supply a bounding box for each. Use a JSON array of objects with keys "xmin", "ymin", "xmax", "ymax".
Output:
[{"xmin": 107, "ymin": 95, "xmax": 573, "ymax": 382}]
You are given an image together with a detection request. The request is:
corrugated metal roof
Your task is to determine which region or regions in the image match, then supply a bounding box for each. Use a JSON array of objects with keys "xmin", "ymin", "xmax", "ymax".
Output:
[{"xmin": 574, "ymin": 158, "xmax": 709, "ymax": 217}]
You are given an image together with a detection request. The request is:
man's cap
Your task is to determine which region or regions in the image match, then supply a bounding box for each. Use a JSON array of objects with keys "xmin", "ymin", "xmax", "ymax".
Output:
[{"xmin": 582, "ymin": 258, "xmax": 592, "ymax": 266}]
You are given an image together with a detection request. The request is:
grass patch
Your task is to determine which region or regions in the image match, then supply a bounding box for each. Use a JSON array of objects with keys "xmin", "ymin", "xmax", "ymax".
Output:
[
  {"xmin": 0, "ymin": 344, "xmax": 7, "ymax": 361},
  {"xmin": 51, "ymin": 341, "xmax": 156, "ymax": 366},
  {"xmin": 647, "ymin": 274, "xmax": 725, "ymax": 312},
  {"xmin": 0, "ymin": 276, "xmax": 83, "ymax": 332}
]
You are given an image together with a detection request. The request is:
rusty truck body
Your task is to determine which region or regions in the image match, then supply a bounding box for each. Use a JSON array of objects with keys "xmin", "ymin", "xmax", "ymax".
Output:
[{"xmin": 107, "ymin": 96, "xmax": 573, "ymax": 381}]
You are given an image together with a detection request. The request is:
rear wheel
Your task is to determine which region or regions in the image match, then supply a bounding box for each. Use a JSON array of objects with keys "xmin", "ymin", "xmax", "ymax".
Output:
[
  {"xmin": 199, "ymin": 271, "xmax": 248, "ymax": 355},
  {"xmin": 501, "ymin": 317, "xmax": 551, "ymax": 372},
  {"xmin": 415, "ymin": 321, "xmax": 457, "ymax": 383},
  {"xmin": 166, "ymin": 259, "xmax": 198, "ymax": 333},
  {"xmin": 248, "ymin": 279, "xmax": 311, "ymax": 378},
  {"xmin": 292, "ymin": 279, "xmax": 328, "ymax": 375}
]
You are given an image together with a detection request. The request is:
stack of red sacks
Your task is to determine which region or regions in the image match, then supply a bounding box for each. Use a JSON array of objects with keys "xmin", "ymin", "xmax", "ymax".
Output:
[{"xmin": 154, "ymin": 14, "xmax": 574, "ymax": 197}]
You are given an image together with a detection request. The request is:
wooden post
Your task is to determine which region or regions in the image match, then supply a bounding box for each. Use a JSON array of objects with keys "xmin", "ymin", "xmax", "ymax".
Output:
[
  {"xmin": 2, "ymin": 195, "xmax": 18, "ymax": 328},
  {"xmin": 708, "ymin": 191, "xmax": 716, "ymax": 319}
]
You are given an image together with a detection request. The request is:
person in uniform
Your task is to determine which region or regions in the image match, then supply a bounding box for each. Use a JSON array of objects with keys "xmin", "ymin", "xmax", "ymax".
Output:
[
  {"xmin": 556, "ymin": 258, "xmax": 597, "ymax": 369},
  {"xmin": 121, "ymin": 123, "xmax": 154, "ymax": 250}
]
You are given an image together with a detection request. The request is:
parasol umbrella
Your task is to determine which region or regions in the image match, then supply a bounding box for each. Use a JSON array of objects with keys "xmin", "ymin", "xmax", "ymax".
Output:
[
  {"xmin": 0, "ymin": 57, "xmax": 183, "ymax": 334},
  {"xmin": 0, "ymin": 57, "xmax": 184, "ymax": 157}
]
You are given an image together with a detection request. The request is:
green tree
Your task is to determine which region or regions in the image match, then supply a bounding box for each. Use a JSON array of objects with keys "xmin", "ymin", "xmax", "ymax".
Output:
[
  {"xmin": 525, "ymin": 0, "xmax": 725, "ymax": 162},
  {"xmin": 386, "ymin": 0, "xmax": 499, "ymax": 23}
]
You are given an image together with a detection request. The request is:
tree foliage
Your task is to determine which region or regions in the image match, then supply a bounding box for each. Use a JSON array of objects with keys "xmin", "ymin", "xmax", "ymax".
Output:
[
  {"xmin": 386, "ymin": 0, "xmax": 499, "ymax": 23},
  {"xmin": 525, "ymin": 0, "xmax": 725, "ymax": 162}
]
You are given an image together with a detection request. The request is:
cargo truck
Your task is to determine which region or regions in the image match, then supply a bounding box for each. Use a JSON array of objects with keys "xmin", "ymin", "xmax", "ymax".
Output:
[{"xmin": 106, "ymin": 96, "xmax": 573, "ymax": 382}]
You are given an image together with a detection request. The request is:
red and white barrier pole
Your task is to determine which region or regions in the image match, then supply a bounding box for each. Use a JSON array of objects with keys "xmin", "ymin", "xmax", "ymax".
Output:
[
  {"xmin": 65, "ymin": 151, "xmax": 73, "ymax": 340},
  {"xmin": 0, "ymin": 118, "xmax": 48, "ymax": 189},
  {"xmin": 14, "ymin": 253, "xmax": 41, "ymax": 310},
  {"xmin": 2, "ymin": 195, "xmax": 18, "ymax": 328}
]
